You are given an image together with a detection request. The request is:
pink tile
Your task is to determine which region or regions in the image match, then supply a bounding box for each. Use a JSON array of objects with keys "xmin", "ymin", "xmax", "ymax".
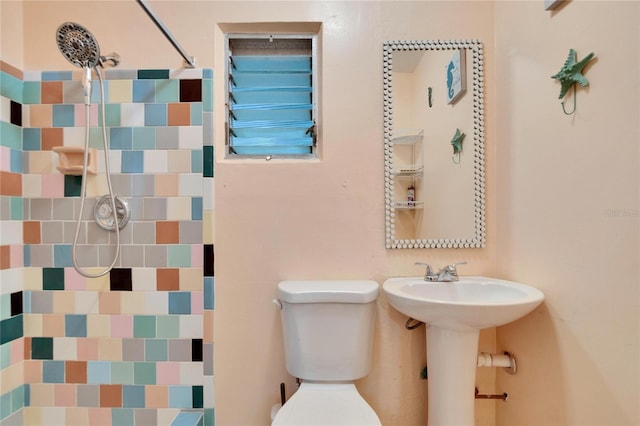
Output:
[
  {"xmin": 110, "ymin": 315, "xmax": 133, "ymax": 338},
  {"xmin": 10, "ymin": 244, "xmax": 23, "ymax": 268},
  {"xmin": 77, "ymin": 338, "xmax": 99, "ymax": 360},
  {"xmin": 88, "ymin": 407, "xmax": 111, "ymax": 426},
  {"xmin": 65, "ymin": 268, "xmax": 87, "ymax": 291},
  {"xmin": 11, "ymin": 338, "xmax": 24, "ymax": 362},
  {"xmin": 191, "ymin": 244, "xmax": 203, "ymax": 267},
  {"xmin": 156, "ymin": 362, "xmax": 180, "ymax": 385},
  {"xmin": 75, "ymin": 104, "xmax": 98, "ymax": 127},
  {"xmin": 191, "ymin": 291, "xmax": 204, "ymax": 315},
  {"xmin": 40, "ymin": 174, "xmax": 64, "ymax": 197},
  {"xmin": 0, "ymin": 146, "xmax": 9, "ymax": 171},
  {"xmin": 54, "ymin": 384, "xmax": 77, "ymax": 407}
]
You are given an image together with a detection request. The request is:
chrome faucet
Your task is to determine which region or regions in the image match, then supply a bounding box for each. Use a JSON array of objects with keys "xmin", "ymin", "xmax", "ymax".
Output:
[{"xmin": 415, "ymin": 262, "xmax": 468, "ymax": 282}]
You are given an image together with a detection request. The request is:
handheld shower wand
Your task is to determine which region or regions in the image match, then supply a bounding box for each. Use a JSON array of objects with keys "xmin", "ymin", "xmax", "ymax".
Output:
[{"xmin": 56, "ymin": 22, "xmax": 125, "ymax": 278}]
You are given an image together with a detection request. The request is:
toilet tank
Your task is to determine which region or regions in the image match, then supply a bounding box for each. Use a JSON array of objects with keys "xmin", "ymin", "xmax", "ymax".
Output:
[{"xmin": 277, "ymin": 280, "xmax": 379, "ymax": 381}]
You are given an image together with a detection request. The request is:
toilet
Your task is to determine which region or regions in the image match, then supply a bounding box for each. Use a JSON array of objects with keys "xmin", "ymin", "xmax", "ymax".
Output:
[{"xmin": 272, "ymin": 280, "xmax": 381, "ymax": 426}]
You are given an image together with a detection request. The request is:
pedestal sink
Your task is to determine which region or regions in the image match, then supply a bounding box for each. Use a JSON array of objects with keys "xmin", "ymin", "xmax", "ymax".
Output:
[{"xmin": 383, "ymin": 276, "xmax": 544, "ymax": 426}]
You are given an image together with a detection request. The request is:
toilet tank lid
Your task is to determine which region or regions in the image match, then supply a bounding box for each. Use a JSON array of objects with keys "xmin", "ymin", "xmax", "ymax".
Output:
[{"xmin": 278, "ymin": 280, "xmax": 379, "ymax": 304}]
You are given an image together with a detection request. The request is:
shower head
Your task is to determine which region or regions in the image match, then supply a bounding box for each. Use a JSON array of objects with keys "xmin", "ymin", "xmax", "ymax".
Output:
[{"xmin": 56, "ymin": 22, "xmax": 101, "ymax": 68}]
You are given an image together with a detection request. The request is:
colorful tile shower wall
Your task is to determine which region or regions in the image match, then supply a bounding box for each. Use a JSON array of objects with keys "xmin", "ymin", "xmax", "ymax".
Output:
[{"xmin": 0, "ymin": 60, "xmax": 215, "ymax": 426}]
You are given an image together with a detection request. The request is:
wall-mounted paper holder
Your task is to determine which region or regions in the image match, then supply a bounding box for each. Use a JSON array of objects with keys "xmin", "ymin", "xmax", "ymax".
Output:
[{"xmin": 52, "ymin": 146, "xmax": 97, "ymax": 175}]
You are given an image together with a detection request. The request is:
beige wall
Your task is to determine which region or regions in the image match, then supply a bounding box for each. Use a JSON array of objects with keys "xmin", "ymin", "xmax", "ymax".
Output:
[
  {"xmin": 15, "ymin": 1, "xmax": 640, "ymax": 425},
  {"xmin": 494, "ymin": 1, "xmax": 639, "ymax": 425},
  {"xmin": 1, "ymin": 0, "xmax": 24, "ymax": 68}
]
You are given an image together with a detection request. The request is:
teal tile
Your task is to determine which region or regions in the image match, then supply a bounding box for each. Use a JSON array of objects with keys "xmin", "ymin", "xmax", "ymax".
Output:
[
  {"xmin": 138, "ymin": 70, "xmax": 169, "ymax": 79},
  {"xmin": 52, "ymin": 104, "xmax": 75, "ymax": 127},
  {"xmin": 89, "ymin": 128, "xmax": 104, "ymax": 149},
  {"xmin": 202, "ymin": 79, "xmax": 213, "ymax": 112},
  {"xmin": 100, "ymin": 104, "xmax": 121, "ymax": 127},
  {"xmin": 112, "ymin": 408, "xmax": 135, "ymax": 425},
  {"xmin": 0, "ymin": 316, "xmax": 23, "ymax": 344},
  {"xmin": 43, "ymin": 268, "xmax": 65, "ymax": 290},
  {"xmin": 0, "ymin": 391, "xmax": 11, "ymax": 420},
  {"xmin": 156, "ymin": 316, "xmax": 179, "ymax": 338},
  {"xmin": 111, "ymin": 361, "xmax": 134, "ymax": 384},
  {"xmin": 1, "ymin": 121, "xmax": 21, "ymax": 150},
  {"xmin": 23, "ymin": 81, "xmax": 41, "ymax": 104},
  {"xmin": 145, "ymin": 339, "xmax": 167, "ymax": 361},
  {"xmin": 190, "ymin": 102, "xmax": 203, "ymax": 125},
  {"xmin": 203, "ymin": 146, "xmax": 213, "ymax": 178},
  {"xmin": 0, "ymin": 342, "xmax": 10, "ymax": 369},
  {"xmin": 133, "ymin": 361, "xmax": 156, "ymax": 385},
  {"xmin": 0, "ymin": 294, "xmax": 9, "ymax": 320},
  {"xmin": 191, "ymin": 149, "xmax": 203, "ymax": 173},
  {"xmin": 133, "ymin": 315, "xmax": 156, "ymax": 338},
  {"xmin": 0, "ymin": 71, "xmax": 23, "ymax": 102},
  {"xmin": 10, "ymin": 383, "xmax": 25, "ymax": 412},
  {"xmin": 192, "ymin": 386, "xmax": 203, "ymax": 409},
  {"xmin": 155, "ymin": 79, "xmax": 179, "ymax": 103},
  {"xmin": 64, "ymin": 175, "xmax": 83, "ymax": 197},
  {"xmin": 23, "ymin": 128, "xmax": 41, "ymax": 151},
  {"xmin": 132, "ymin": 127, "xmax": 156, "ymax": 150},
  {"xmin": 111, "ymin": 127, "xmax": 133, "ymax": 150},
  {"xmin": 31, "ymin": 337, "xmax": 54, "ymax": 359},
  {"xmin": 167, "ymin": 245, "xmax": 191, "ymax": 267}
]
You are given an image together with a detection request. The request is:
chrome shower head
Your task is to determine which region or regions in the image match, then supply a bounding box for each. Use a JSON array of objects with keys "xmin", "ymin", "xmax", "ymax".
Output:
[{"xmin": 56, "ymin": 22, "xmax": 101, "ymax": 68}]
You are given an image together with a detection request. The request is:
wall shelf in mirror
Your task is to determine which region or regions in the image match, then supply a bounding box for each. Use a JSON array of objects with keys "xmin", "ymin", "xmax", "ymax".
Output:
[{"xmin": 383, "ymin": 40, "xmax": 486, "ymax": 249}]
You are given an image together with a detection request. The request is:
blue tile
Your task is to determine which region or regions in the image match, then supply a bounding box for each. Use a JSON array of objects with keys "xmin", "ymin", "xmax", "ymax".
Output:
[
  {"xmin": 169, "ymin": 292, "xmax": 191, "ymax": 315},
  {"xmin": 110, "ymin": 127, "xmax": 133, "ymax": 150},
  {"xmin": 65, "ymin": 314, "xmax": 87, "ymax": 337},
  {"xmin": 169, "ymin": 386, "xmax": 192, "ymax": 408},
  {"xmin": 121, "ymin": 151, "xmax": 144, "ymax": 173},
  {"xmin": 87, "ymin": 361, "xmax": 111, "ymax": 384},
  {"xmin": 41, "ymin": 71, "xmax": 73, "ymax": 81},
  {"xmin": 24, "ymin": 384, "xmax": 30, "ymax": 407},
  {"xmin": 10, "ymin": 149, "xmax": 22, "ymax": 173},
  {"xmin": 43, "ymin": 360, "xmax": 65, "ymax": 383},
  {"xmin": 204, "ymin": 277, "xmax": 214, "ymax": 310},
  {"xmin": 23, "ymin": 82, "xmax": 41, "ymax": 104},
  {"xmin": 23, "ymin": 128, "xmax": 41, "ymax": 150},
  {"xmin": 191, "ymin": 198, "xmax": 203, "ymax": 221},
  {"xmin": 23, "ymin": 245, "xmax": 31, "ymax": 267},
  {"xmin": 122, "ymin": 385, "xmax": 145, "ymax": 408},
  {"xmin": 53, "ymin": 244, "xmax": 72, "ymax": 267},
  {"xmin": 171, "ymin": 412, "xmax": 203, "ymax": 426},
  {"xmin": 144, "ymin": 104, "xmax": 167, "ymax": 126},
  {"xmin": 52, "ymin": 104, "xmax": 75, "ymax": 127},
  {"xmin": 90, "ymin": 80, "xmax": 109, "ymax": 104},
  {"xmin": 133, "ymin": 80, "xmax": 156, "ymax": 103},
  {"xmin": 203, "ymin": 69, "xmax": 213, "ymax": 79}
]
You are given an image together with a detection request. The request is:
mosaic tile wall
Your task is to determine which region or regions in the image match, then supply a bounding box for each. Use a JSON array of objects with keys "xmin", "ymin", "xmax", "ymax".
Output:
[{"xmin": 0, "ymin": 60, "xmax": 215, "ymax": 425}]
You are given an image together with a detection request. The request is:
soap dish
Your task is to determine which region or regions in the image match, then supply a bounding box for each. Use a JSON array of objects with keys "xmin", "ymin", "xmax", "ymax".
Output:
[{"xmin": 52, "ymin": 146, "xmax": 97, "ymax": 175}]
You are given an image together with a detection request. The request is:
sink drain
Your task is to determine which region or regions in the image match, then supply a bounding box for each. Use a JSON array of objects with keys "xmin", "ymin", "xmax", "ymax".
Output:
[{"xmin": 94, "ymin": 194, "xmax": 130, "ymax": 231}]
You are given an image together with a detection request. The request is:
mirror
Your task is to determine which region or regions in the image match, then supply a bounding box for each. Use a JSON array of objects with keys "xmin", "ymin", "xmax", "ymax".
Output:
[{"xmin": 383, "ymin": 40, "xmax": 486, "ymax": 249}]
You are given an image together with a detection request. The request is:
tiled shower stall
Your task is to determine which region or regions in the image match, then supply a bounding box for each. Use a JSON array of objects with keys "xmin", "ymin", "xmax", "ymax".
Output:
[{"xmin": 0, "ymin": 60, "xmax": 215, "ymax": 425}]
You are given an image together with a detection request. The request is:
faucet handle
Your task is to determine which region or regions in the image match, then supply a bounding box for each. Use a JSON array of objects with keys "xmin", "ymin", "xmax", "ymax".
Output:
[
  {"xmin": 446, "ymin": 261, "xmax": 468, "ymax": 274},
  {"xmin": 415, "ymin": 262, "xmax": 435, "ymax": 280}
]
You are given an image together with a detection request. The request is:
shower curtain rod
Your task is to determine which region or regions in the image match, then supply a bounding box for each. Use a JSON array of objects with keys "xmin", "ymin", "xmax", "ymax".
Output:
[{"xmin": 136, "ymin": 0, "xmax": 196, "ymax": 68}]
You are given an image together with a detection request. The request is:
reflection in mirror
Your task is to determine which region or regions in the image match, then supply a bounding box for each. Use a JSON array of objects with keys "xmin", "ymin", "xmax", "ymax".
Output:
[{"xmin": 383, "ymin": 40, "xmax": 486, "ymax": 249}]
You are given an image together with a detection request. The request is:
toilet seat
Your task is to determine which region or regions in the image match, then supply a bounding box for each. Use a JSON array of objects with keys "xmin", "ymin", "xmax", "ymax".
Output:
[{"xmin": 272, "ymin": 382, "xmax": 381, "ymax": 426}]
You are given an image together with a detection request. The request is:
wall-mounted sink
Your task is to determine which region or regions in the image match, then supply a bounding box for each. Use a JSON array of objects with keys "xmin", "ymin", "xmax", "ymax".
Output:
[
  {"xmin": 383, "ymin": 276, "xmax": 544, "ymax": 425},
  {"xmin": 383, "ymin": 276, "xmax": 544, "ymax": 331}
]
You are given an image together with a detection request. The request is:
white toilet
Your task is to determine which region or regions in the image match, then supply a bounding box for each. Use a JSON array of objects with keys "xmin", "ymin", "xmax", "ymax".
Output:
[{"xmin": 272, "ymin": 280, "xmax": 381, "ymax": 426}]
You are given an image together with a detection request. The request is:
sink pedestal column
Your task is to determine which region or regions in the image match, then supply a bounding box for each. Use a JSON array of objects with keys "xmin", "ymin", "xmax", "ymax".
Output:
[{"xmin": 426, "ymin": 326, "xmax": 480, "ymax": 426}]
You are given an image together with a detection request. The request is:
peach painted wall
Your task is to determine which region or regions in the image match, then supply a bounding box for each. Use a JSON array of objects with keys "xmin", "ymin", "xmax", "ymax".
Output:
[
  {"xmin": 0, "ymin": 0, "xmax": 24, "ymax": 68},
  {"xmin": 494, "ymin": 1, "xmax": 639, "ymax": 425}
]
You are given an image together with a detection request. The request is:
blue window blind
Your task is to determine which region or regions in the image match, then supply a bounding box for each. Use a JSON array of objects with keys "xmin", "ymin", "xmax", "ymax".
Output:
[{"xmin": 227, "ymin": 37, "xmax": 316, "ymax": 156}]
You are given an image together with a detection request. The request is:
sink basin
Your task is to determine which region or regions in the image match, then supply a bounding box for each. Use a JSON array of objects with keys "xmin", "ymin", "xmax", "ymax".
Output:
[
  {"xmin": 383, "ymin": 276, "xmax": 544, "ymax": 425},
  {"xmin": 383, "ymin": 275, "xmax": 544, "ymax": 331}
]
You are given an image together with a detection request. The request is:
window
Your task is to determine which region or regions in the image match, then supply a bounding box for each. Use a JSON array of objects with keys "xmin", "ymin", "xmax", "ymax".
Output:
[{"xmin": 225, "ymin": 34, "xmax": 317, "ymax": 158}]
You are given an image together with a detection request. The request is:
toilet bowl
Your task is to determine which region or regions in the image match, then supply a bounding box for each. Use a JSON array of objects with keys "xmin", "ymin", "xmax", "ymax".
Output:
[
  {"xmin": 272, "ymin": 382, "xmax": 380, "ymax": 425},
  {"xmin": 272, "ymin": 280, "xmax": 381, "ymax": 426}
]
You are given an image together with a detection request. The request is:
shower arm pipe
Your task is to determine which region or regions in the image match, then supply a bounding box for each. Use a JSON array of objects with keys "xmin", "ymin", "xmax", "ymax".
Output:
[{"xmin": 136, "ymin": 0, "xmax": 196, "ymax": 68}]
